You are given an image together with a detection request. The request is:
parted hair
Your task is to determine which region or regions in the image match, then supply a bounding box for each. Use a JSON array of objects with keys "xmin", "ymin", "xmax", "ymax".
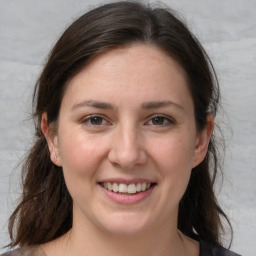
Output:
[{"xmin": 8, "ymin": 0, "xmax": 232, "ymax": 248}]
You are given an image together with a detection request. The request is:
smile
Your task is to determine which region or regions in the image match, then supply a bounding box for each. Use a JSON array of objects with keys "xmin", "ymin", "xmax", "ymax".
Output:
[{"xmin": 100, "ymin": 182, "xmax": 153, "ymax": 194}]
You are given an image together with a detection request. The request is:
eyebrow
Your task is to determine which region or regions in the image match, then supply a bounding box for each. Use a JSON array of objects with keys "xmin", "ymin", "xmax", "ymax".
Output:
[
  {"xmin": 71, "ymin": 100, "xmax": 115, "ymax": 110},
  {"xmin": 141, "ymin": 100, "xmax": 184, "ymax": 111},
  {"xmin": 71, "ymin": 100, "xmax": 184, "ymax": 111}
]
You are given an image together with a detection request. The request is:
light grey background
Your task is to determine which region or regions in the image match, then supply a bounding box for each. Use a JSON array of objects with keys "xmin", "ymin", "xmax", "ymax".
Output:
[{"xmin": 0, "ymin": 0, "xmax": 255, "ymax": 255}]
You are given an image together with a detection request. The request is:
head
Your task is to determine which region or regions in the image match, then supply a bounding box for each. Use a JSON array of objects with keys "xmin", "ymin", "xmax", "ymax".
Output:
[{"xmin": 9, "ymin": 1, "xmax": 231, "ymax": 247}]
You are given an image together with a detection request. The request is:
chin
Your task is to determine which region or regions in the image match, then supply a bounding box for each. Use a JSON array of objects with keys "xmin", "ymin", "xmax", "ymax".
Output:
[{"xmin": 98, "ymin": 213, "xmax": 151, "ymax": 236}]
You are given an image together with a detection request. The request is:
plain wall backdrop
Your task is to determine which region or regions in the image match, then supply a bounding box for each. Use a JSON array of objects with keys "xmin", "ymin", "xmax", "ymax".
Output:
[{"xmin": 0, "ymin": 0, "xmax": 255, "ymax": 255}]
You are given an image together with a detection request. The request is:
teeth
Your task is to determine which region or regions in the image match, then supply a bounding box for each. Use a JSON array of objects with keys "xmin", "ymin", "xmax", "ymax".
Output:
[
  {"xmin": 127, "ymin": 184, "xmax": 136, "ymax": 194},
  {"xmin": 107, "ymin": 182, "xmax": 112, "ymax": 191},
  {"xmin": 136, "ymin": 183, "xmax": 142, "ymax": 192},
  {"xmin": 141, "ymin": 183, "xmax": 147, "ymax": 191},
  {"xmin": 119, "ymin": 184, "xmax": 127, "ymax": 193},
  {"xmin": 112, "ymin": 183, "xmax": 119, "ymax": 192},
  {"xmin": 102, "ymin": 182, "xmax": 152, "ymax": 194}
]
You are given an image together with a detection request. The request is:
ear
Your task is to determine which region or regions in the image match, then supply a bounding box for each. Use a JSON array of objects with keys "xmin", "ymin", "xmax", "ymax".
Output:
[
  {"xmin": 192, "ymin": 115, "xmax": 214, "ymax": 168},
  {"xmin": 41, "ymin": 112, "xmax": 62, "ymax": 167}
]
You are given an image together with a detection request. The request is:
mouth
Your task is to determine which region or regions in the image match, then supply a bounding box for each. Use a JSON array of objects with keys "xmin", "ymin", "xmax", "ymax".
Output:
[{"xmin": 99, "ymin": 182, "xmax": 156, "ymax": 195}]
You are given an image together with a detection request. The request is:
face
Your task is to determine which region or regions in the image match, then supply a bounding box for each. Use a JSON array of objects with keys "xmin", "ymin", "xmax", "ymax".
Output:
[{"xmin": 43, "ymin": 44, "xmax": 212, "ymax": 236}]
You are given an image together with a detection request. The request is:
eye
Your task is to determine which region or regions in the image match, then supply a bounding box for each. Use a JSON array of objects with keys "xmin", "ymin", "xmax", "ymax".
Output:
[
  {"xmin": 145, "ymin": 115, "xmax": 174, "ymax": 127},
  {"xmin": 82, "ymin": 115, "xmax": 109, "ymax": 126},
  {"xmin": 89, "ymin": 116, "xmax": 103, "ymax": 125},
  {"xmin": 151, "ymin": 116, "xmax": 166, "ymax": 125}
]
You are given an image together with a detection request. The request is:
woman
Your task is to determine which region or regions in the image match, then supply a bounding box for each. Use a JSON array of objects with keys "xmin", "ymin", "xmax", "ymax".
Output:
[{"xmin": 2, "ymin": 1, "xmax": 241, "ymax": 256}]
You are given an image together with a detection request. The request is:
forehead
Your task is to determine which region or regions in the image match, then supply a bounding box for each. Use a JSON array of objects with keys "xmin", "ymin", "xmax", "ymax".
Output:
[
  {"xmin": 85, "ymin": 44, "xmax": 188, "ymax": 83},
  {"xmin": 61, "ymin": 44, "xmax": 192, "ymax": 111}
]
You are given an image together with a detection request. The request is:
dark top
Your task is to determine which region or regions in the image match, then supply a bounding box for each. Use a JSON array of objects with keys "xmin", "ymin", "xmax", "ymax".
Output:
[{"xmin": 1, "ymin": 240, "xmax": 241, "ymax": 256}]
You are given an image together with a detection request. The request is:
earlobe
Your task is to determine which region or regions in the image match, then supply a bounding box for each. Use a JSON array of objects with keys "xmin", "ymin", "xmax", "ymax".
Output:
[
  {"xmin": 41, "ymin": 113, "xmax": 62, "ymax": 167},
  {"xmin": 192, "ymin": 115, "xmax": 214, "ymax": 168}
]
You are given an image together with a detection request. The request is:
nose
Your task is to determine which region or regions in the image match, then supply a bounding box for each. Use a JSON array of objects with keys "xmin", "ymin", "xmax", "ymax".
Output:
[{"xmin": 108, "ymin": 123, "xmax": 147, "ymax": 170}]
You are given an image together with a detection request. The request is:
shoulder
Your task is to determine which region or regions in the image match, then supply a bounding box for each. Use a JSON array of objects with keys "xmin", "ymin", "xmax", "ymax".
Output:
[
  {"xmin": 200, "ymin": 239, "xmax": 241, "ymax": 256},
  {"xmin": 0, "ymin": 246, "xmax": 44, "ymax": 256}
]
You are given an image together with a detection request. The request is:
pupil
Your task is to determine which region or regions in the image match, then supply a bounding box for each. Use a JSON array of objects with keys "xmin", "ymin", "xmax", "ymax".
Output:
[{"xmin": 153, "ymin": 117, "xmax": 164, "ymax": 125}]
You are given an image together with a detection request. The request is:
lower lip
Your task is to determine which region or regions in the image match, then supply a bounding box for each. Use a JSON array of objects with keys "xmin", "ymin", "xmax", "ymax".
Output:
[{"xmin": 99, "ymin": 185, "xmax": 155, "ymax": 205}]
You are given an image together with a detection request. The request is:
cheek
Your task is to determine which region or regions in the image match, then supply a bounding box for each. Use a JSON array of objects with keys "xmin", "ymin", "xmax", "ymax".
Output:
[
  {"xmin": 58, "ymin": 130, "xmax": 107, "ymax": 177},
  {"xmin": 150, "ymin": 133, "xmax": 195, "ymax": 190},
  {"xmin": 151, "ymin": 133, "xmax": 195, "ymax": 170},
  {"xmin": 57, "ymin": 134, "xmax": 108, "ymax": 203}
]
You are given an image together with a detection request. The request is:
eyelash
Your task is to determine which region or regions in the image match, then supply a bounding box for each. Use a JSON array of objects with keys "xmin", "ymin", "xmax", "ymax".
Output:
[{"xmin": 81, "ymin": 114, "xmax": 175, "ymax": 127}]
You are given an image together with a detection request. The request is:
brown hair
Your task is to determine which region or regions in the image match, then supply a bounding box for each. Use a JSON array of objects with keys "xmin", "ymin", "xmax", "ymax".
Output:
[{"xmin": 8, "ymin": 1, "xmax": 232, "ymax": 248}]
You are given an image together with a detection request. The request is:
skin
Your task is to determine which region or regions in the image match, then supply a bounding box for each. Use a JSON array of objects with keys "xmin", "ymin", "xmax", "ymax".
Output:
[{"xmin": 42, "ymin": 44, "xmax": 213, "ymax": 256}]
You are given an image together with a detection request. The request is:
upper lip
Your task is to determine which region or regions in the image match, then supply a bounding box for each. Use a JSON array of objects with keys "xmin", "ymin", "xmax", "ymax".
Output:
[{"xmin": 98, "ymin": 178, "xmax": 156, "ymax": 185}]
